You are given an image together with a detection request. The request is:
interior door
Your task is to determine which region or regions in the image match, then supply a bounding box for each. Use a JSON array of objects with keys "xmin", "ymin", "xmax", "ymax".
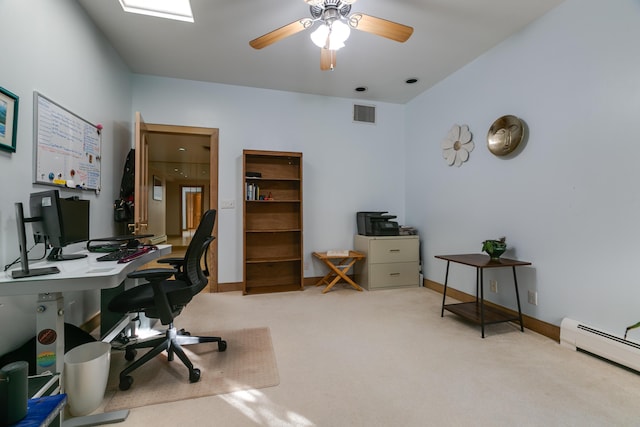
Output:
[
  {"xmin": 183, "ymin": 186, "xmax": 203, "ymax": 231},
  {"xmin": 133, "ymin": 112, "xmax": 149, "ymax": 234}
]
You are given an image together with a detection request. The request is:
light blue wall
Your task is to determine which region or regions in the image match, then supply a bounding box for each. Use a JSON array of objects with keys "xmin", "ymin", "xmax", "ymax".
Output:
[
  {"xmin": 405, "ymin": 0, "xmax": 640, "ymax": 334},
  {"xmin": 0, "ymin": 0, "xmax": 132, "ymax": 355}
]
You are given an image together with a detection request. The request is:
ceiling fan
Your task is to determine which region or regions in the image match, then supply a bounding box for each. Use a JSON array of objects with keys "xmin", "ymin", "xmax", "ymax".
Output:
[{"xmin": 249, "ymin": 0, "xmax": 414, "ymax": 71}]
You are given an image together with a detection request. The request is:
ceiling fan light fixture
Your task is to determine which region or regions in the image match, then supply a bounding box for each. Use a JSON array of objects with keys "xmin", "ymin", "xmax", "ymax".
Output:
[
  {"xmin": 310, "ymin": 24, "xmax": 329, "ymax": 48},
  {"xmin": 119, "ymin": 0, "xmax": 194, "ymax": 23},
  {"xmin": 331, "ymin": 20, "xmax": 351, "ymax": 45},
  {"xmin": 310, "ymin": 20, "xmax": 350, "ymax": 50},
  {"xmin": 250, "ymin": 0, "xmax": 413, "ymax": 70}
]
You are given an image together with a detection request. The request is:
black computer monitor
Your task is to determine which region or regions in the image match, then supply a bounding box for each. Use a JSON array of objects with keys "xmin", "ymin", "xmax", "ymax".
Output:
[
  {"xmin": 29, "ymin": 190, "xmax": 89, "ymax": 261},
  {"xmin": 11, "ymin": 202, "xmax": 60, "ymax": 278}
]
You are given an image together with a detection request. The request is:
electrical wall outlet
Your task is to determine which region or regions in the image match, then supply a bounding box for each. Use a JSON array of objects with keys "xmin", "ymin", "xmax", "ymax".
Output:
[
  {"xmin": 220, "ymin": 199, "xmax": 235, "ymax": 209},
  {"xmin": 528, "ymin": 290, "xmax": 538, "ymax": 305},
  {"xmin": 489, "ymin": 279, "xmax": 498, "ymax": 293},
  {"xmin": 304, "ymin": 262, "xmax": 309, "ymax": 270}
]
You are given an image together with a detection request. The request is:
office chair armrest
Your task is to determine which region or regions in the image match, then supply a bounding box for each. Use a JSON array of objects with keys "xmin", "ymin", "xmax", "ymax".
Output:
[
  {"xmin": 127, "ymin": 268, "xmax": 177, "ymax": 282},
  {"xmin": 157, "ymin": 257, "xmax": 185, "ymax": 267}
]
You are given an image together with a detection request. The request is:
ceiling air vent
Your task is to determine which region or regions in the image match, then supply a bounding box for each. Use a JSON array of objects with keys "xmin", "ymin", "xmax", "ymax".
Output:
[{"xmin": 353, "ymin": 104, "xmax": 376, "ymax": 124}]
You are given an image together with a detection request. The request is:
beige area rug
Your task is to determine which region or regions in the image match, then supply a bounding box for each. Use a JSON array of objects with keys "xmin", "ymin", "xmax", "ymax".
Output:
[{"xmin": 104, "ymin": 327, "xmax": 279, "ymax": 411}]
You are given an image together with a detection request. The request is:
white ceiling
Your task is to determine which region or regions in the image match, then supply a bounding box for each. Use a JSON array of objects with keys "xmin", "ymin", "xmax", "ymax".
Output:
[{"xmin": 76, "ymin": 0, "xmax": 563, "ymax": 104}]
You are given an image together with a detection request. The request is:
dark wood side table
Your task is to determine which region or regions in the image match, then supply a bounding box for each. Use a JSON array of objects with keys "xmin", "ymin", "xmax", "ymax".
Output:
[{"xmin": 435, "ymin": 254, "xmax": 532, "ymax": 338}]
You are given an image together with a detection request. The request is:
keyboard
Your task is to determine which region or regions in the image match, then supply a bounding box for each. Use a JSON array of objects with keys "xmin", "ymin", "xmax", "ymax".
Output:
[{"xmin": 96, "ymin": 245, "xmax": 156, "ymax": 263}]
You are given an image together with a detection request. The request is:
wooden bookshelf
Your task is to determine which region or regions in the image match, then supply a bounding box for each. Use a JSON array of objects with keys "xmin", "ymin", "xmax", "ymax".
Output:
[{"xmin": 243, "ymin": 150, "xmax": 303, "ymax": 295}]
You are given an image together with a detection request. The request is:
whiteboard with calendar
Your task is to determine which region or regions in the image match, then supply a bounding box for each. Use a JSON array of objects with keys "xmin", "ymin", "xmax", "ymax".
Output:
[{"xmin": 33, "ymin": 92, "xmax": 101, "ymax": 191}]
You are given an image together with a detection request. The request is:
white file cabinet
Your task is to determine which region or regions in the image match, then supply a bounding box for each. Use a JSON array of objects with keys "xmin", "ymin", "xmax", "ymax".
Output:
[{"xmin": 354, "ymin": 235, "xmax": 420, "ymax": 290}]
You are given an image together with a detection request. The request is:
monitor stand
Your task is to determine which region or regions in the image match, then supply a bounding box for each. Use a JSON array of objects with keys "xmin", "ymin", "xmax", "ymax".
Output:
[
  {"xmin": 12, "ymin": 266, "xmax": 60, "ymax": 279},
  {"xmin": 47, "ymin": 247, "xmax": 87, "ymax": 262}
]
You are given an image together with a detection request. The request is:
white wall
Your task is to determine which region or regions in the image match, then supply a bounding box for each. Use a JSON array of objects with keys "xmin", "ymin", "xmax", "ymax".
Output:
[
  {"xmin": 131, "ymin": 76, "xmax": 407, "ymax": 282},
  {"xmin": 0, "ymin": 0, "xmax": 132, "ymax": 355},
  {"xmin": 405, "ymin": 0, "xmax": 640, "ymax": 334}
]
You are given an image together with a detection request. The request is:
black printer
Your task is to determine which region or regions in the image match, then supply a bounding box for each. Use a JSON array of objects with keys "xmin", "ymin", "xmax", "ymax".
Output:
[{"xmin": 356, "ymin": 211, "xmax": 400, "ymax": 236}]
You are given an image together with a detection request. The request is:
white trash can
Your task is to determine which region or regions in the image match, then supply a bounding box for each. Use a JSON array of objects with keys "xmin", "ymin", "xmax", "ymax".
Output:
[{"xmin": 64, "ymin": 341, "xmax": 111, "ymax": 416}]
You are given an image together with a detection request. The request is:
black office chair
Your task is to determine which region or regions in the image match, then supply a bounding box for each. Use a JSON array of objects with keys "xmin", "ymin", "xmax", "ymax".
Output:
[{"xmin": 108, "ymin": 209, "xmax": 226, "ymax": 391}]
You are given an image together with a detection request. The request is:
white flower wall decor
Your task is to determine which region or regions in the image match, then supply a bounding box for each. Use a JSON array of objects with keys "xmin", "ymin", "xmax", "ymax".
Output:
[{"xmin": 441, "ymin": 124, "xmax": 474, "ymax": 167}]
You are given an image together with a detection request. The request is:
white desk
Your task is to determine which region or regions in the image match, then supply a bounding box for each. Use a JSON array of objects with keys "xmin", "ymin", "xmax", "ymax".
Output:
[
  {"xmin": 0, "ymin": 245, "xmax": 171, "ymax": 426},
  {"xmin": 0, "ymin": 245, "xmax": 171, "ymax": 374}
]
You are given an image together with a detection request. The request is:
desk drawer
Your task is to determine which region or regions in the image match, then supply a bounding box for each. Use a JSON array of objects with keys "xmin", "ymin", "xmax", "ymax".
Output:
[
  {"xmin": 368, "ymin": 239, "xmax": 418, "ymax": 264},
  {"xmin": 368, "ymin": 262, "xmax": 419, "ymax": 289}
]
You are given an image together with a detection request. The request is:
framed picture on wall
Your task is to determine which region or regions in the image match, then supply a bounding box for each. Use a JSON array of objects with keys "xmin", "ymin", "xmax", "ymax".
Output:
[
  {"xmin": 0, "ymin": 87, "xmax": 19, "ymax": 153},
  {"xmin": 153, "ymin": 175, "xmax": 162, "ymax": 201}
]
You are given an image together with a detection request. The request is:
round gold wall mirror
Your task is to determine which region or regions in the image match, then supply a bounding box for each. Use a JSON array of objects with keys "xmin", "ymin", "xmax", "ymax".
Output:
[{"xmin": 487, "ymin": 115, "xmax": 524, "ymax": 156}]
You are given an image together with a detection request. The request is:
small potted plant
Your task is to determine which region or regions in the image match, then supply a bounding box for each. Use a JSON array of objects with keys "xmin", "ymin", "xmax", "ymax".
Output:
[{"xmin": 482, "ymin": 237, "xmax": 507, "ymax": 260}]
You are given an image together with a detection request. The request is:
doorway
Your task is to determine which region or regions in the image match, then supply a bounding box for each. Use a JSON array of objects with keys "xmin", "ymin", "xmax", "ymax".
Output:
[
  {"xmin": 139, "ymin": 120, "xmax": 219, "ymax": 291},
  {"xmin": 180, "ymin": 185, "xmax": 204, "ymax": 244}
]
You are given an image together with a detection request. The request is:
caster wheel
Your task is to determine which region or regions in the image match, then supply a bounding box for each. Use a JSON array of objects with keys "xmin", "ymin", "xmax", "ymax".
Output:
[
  {"xmin": 189, "ymin": 368, "xmax": 201, "ymax": 383},
  {"xmin": 125, "ymin": 348, "xmax": 137, "ymax": 361},
  {"xmin": 119, "ymin": 375, "xmax": 133, "ymax": 391},
  {"xmin": 218, "ymin": 340, "xmax": 227, "ymax": 352}
]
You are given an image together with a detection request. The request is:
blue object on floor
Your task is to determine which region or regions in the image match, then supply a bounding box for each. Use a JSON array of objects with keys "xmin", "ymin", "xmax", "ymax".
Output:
[{"xmin": 12, "ymin": 394, "xmax": 66, "ymax": 427}]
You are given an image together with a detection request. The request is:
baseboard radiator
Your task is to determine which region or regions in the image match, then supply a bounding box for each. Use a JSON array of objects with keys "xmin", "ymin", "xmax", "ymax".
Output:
[{"xmin": 560, "ymin": 317, "xmax": 640, "ymax": 372}]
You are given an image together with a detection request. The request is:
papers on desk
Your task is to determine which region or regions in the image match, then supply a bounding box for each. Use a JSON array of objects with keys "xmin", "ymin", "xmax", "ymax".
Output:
[{"xmin": 327, "ymin": 250, "xmax": 350, "ymax": 257}]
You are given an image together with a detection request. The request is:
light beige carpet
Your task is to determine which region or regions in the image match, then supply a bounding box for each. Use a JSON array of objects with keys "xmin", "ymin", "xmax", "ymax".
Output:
[{"xmin": 104, "ymin": 327, "xmax": 279, "ymax": 411}]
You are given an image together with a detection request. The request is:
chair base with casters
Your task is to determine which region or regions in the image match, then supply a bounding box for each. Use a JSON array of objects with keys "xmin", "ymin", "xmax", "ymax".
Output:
[
  {"xmin": 117, "ymin": 321, "xmax": 227, "ymax": 391},
  {"xmin": 107, "ymin": 209, "xmax": 225, "ymax": 391}
]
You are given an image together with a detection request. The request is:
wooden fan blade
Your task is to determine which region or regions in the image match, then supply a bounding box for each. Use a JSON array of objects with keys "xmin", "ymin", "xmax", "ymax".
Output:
[
  {"xmin": 349, "ymin": 13, "xmax": 413, "ymax": 42},
  {"xmin": 320, "ymin": 49, "xmax": 337, "ymax": 71},
  {"xmin": 250, "ymin": 19, "xmax": 309, "ymax": 49}
]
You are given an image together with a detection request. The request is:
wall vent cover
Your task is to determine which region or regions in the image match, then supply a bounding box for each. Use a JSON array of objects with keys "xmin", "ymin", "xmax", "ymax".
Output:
[{"xmin": 353, "ymin": 104, "xmax": 376, "ymax": 124}]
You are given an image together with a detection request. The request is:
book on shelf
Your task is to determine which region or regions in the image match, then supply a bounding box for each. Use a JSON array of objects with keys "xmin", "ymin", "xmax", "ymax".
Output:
[{"xmin": 245, "ymin": 182, "xmax": 260, "ymax": 200}]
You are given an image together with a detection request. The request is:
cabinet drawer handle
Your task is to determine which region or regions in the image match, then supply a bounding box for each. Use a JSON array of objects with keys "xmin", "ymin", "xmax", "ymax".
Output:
[
  {"xmin": 389, "ymin": 249, "xmax": 400, "ymax": 252},
  {"xmin": 389, "ymin": 272, "xmax": 400, "ymax": 276}
]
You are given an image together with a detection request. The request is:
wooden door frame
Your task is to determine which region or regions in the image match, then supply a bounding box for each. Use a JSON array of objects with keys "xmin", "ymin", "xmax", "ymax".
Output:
[
  {"xmin": 133, "ymin": 113, "xmax": 149, "ymax": 235},
  {"xmin": 136, "ymin": 119, "xmax": 219, "ymax": 292}
]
